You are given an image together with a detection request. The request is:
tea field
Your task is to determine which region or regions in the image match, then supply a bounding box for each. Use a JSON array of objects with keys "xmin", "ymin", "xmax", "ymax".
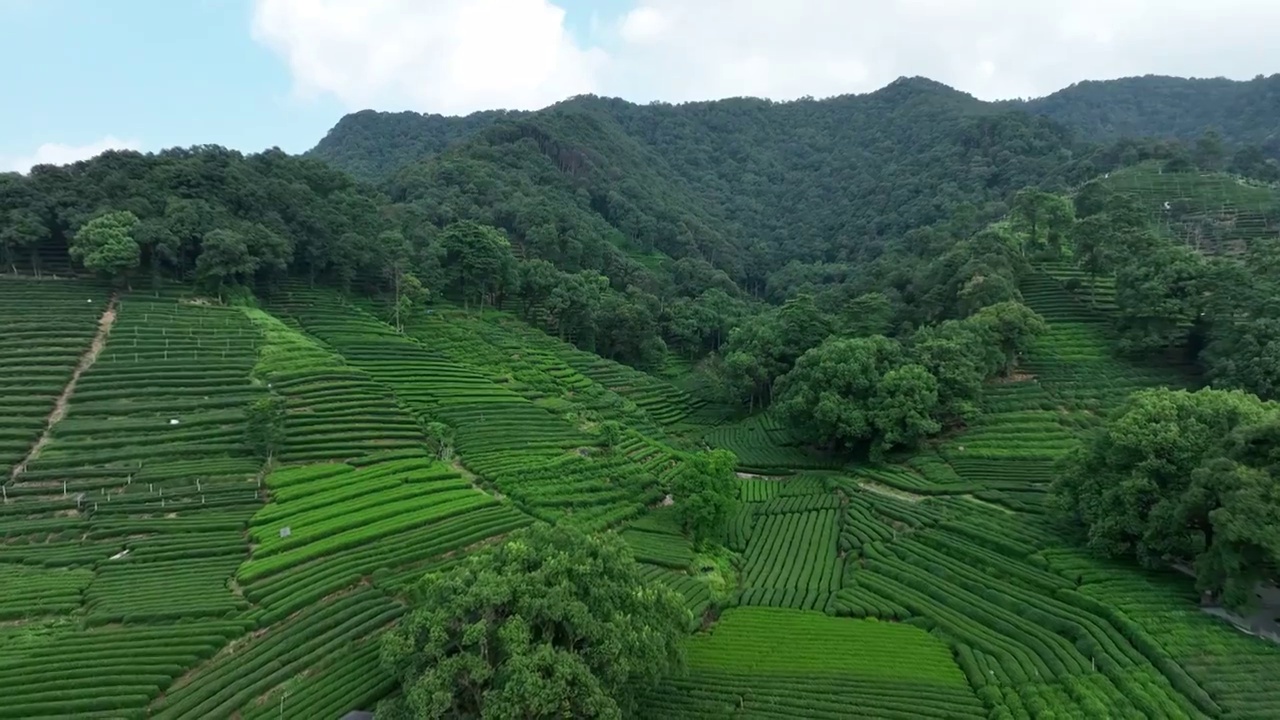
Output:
[{"xmin": 3, "ymin": 272, "xmax": 1280, "ymax": 719}]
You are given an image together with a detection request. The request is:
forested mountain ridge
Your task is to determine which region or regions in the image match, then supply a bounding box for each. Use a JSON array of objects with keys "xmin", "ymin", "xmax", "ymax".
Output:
[
  {"xmin": 1011, "ymin": 73, "xmax": 1280, "ymax": 152},
  {"xmin": 318, "ymin": 77, "xmax": 1093, "ymax": 295},
  {"xmin": 310, "ymin": 74, "xmax": 1280, "ymax": 192},
  {"xmin": 311, "ymin": 108, "xmax": 526, "ymax": 184}
]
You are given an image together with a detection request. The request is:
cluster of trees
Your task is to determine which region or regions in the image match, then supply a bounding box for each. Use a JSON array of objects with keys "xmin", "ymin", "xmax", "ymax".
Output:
[
  {"xmin": 773, "ymin": 302, "xmax": 1045, "ymax": 458},
  {"xmin": 378, "ymin": 523, "xmax": 688, "ymax": 719},
  {"xmin": 0, "ymin": 147, "xmax": 415, "ymax": 293},
  {"xmin": 1053, "ymin": 387, "xmax": 1280, "ymax": 608},
  {"xmin": 314, "ymin": 78, "xmax": 1112, "ymax": 300},
  {"xmin": 1029, "ymin": 169, "xmax": 1280, "ymax": 401},
  {"xmin": 695, "ymin": 204, "xmax": 1052, "ymax": 456},
  {"xmin": 0, "ymin": 146, "xmax": 756, "ymax": 367}
]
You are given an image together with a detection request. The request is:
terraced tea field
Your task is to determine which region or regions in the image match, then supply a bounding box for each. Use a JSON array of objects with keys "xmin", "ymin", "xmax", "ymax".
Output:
[
  {"xmin": 3, "ymin": 273, "xmax": 1280, "ymax": 719},
  {"xmin": 1099, "ymin": 162, "xmax": 1280, "ymax": 256}
]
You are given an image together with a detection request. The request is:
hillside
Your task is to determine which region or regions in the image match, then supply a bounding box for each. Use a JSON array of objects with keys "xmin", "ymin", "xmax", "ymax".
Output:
[
  {"xmin": 5, "ymin": 256, "xmax": 1280, "ymax": 718},
  {"xmin": 7, "ymin": 71, "xmax": 1280, "ymax": 719},
  {"xmin": 1013, "ymin": 74, "xmax": 1280, "ymax": 152},
  {"xmin": 1093, "ymin": 161, "xmax": 1280, "ymax": 256},
  {"xmin": 312, "ymin": 77, "xmax": 1092, "ymax": 281},
  {"xmin": 310, "ymin": 108, "xmax": 526, "ymax": 184}
]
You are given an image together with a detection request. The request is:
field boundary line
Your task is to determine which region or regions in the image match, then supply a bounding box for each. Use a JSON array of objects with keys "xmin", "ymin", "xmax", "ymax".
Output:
[{"xmin": 9, "ymin": 292, "xmax": 119, "ymax": 482}]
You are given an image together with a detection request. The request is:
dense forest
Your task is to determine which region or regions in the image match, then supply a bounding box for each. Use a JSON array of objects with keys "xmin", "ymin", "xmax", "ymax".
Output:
[{"xmin": 1011, "ymin": 74, "xmax": 1280, "ymax": 153}]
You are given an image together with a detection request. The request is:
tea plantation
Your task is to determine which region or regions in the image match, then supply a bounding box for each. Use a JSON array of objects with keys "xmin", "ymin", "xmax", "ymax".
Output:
[{"xmin": 3, "ymin": 268, "xmax": 1280, "ymax": 720}]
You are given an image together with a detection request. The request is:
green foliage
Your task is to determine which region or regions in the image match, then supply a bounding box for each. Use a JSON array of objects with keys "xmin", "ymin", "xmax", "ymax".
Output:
[
  {"xmin": 1010, "ymin": 188, "xmax": 1075, "ymax": 258},
  {"xmin": 1013, "ymin": 74, "xmax": 1280, "ymax": 152},
  {"xmin": 597, "ymin": 420, "xmax": 624, "ymax": 451},
  {"xmin": 966, "ymin": 300, "xmax": 1049, "ymax": 377},
  {"xmin": 1052, "ymin": 387, "xmax": 1280, "ymax": 606},
  {"xmin": 775, "ymin": 335, "xmax": 927, "ymax": 457},
  {"xmin": 69, "ymin": 210, "xmax": 141, "ymax": 284},
  {"xmin": 439, "ymin": 220, "xmax": 516, "ymax": 310},
  {"xmin": 908, "ymin": 319, "xmax": 989, "ymax": 423},
  {"xmin": 377, "ymin": 523, "xmax": 689, "ymax": 720},
  {"xmin": 244, "ymin": 395, "xmax": 287, "ymax": 461},
  {"xmin": 423, "ymin": 421, "xmax": 456, "ymax": 462},
  {"xmin": 671, "ymin": 449, "xmax": 739, "ymax": 546}
]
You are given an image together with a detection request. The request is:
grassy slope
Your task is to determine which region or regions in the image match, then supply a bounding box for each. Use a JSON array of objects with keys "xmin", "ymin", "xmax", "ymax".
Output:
[{"xmin": 5, "ymin": 271, "xmax": 1280, "ymax": 719}]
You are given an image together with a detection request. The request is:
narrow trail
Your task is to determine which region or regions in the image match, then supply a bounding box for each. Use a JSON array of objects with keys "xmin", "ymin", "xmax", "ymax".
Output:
[{"xmin": 8, "ymin": 294, "xmax": 119, "ymax": 483}]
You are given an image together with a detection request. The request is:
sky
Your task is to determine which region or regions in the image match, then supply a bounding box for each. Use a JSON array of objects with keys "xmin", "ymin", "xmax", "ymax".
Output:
[{"xmin": 2, "ymin": 0, "xmax": 1277, "ymax": 173}]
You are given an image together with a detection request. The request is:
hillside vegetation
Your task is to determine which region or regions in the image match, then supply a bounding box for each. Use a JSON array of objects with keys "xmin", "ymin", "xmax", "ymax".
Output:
[
  {"xmin": 3, "ymin": 74, "xmax": 1280, "ymax": 719},
  {"xmin": 1011, "ymin": 74, "xmax": 1280, "ymax": 152}
]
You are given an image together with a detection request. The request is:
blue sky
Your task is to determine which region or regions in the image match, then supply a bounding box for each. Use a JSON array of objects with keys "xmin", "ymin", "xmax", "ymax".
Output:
[
  {"xmin": 0, "ymin": 0, "xmax": 629, "ymax": 168},
  {"xmin": 2, "ymin": 0, "xmax": 1274, "ymax": 173}
]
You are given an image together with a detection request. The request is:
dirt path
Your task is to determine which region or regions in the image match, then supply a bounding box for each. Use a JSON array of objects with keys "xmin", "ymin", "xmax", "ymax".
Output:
[
  {"xmin": 9, "ymin": 294, "xmax": 118, "ymax": 482},
  {"xmin": 856, "ymin": 480, "xmax": 926, "ymax": 503}
]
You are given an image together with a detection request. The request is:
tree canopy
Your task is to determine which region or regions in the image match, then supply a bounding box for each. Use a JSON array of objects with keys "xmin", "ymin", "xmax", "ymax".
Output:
[
  {"xmin": 378, "ymin": 523, "xmax": 689, "ymax": 720},
  {"xmin": 1052, "ymin": 387, "xmax": 1280, "ymax": 607},
  {"xmin": 671, "ymin": 449, "xmax": 739, "ymax": 546}
]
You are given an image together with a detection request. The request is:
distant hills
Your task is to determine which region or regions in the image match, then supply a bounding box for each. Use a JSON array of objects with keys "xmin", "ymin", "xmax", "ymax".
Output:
[
  {"xmin": 305, "ymin": 74, "xmax": 1278, "ymax": 285},
  {"xmin": 1010, "ymin": 74, "xmax": 1280, "ymax": 148},
  {"xmin": 310, "ymin": 74, "xmax": 1280, "ymax": 186},
  {"xmin": 308, "ymin": 77, "xmax": 1095, "ymax": 285}
]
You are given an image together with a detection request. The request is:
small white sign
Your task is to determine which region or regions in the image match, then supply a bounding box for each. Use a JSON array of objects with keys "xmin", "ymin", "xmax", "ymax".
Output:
[{"xmin": 279, "ymin": 526, "xmax": 291, "ymax": 538}]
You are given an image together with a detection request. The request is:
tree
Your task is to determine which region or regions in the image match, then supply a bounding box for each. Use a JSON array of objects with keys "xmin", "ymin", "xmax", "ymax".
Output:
[
  {"xmin": 597, "ymin": 420, "xmax": 624, "ymax": 452},
  {"xmin": 1113, "ymin": 242, "xmax": 1206, "ymax": 356},
  {"xmin": 1052, "ymin": 387, "xmax": 1280, "ymax": 606},
  {"xmin": 869, "ymin": 363, "xmax": 941, "ymax": 458},
  {"xmin": 196, "ymin": 228, "xmax": 257, "ymax": 299},
  {"xmin": 1010, "ymin": 188, "xmax": 1074, "ymax": 259},
  {"xmin": 1194, "ymin": 128, "xmax": 1226, "ymax": 171},
  {"xmin": 839, "ymin": 291, "xmax": 893, "ymax": 338},
  {"xmin": 672, "ymin": 449, "xmax": 739, "ymax": 545},
  {"xmin": 245, "ymin": 395, "xmax": 287, "ymax": 461},
  {"xmin": 440, "ymin": 220, "xmax": 516, "ymax": 310},
  {"xmin": 1, "ymin": 208, "xmax": 47, "ymax": 275},
  {"xmin": 1070, "ymin": 215, "xmax": 1116, "ymax": 303},
  {"xmin": 69, "ymin": 210, "xmax": 141, "ymax": 286},
  {"xmin": 424, "ymin": 421, "xmax": 456, "ymax": 462},
  {"xmin": 775, "ymin": 335, "xmax": 909, "ymax": 453},
  {"xmin": 909, "ymin": 319, "xmax": 988, "ymax": 424},
  {"xmin": 516, "ymin": 258, "xmax": 560, "ymax": 321},
  {"xmin": 956, "ymin": 270, "xmax": 1020, "ymax": 317},
  {"xmin": 378, "ymin": 524, "xmax": 689, "ymax": 720},
  {"xmin": 966, "ymin": 301, "xmax": 1048, "ymax": 377}
]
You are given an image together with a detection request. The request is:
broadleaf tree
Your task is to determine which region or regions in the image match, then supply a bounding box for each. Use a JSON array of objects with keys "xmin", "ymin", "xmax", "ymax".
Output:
[{"xmin": 377, "ymin": 523, "xmax": 689, "ymax": 720}]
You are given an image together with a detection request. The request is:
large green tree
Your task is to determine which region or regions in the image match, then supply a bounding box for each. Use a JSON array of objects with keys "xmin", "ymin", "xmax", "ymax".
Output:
[
  {"xmin": 378, "ymin": 524, "xmax": 688, "ymax": 720},
  {"xmin": 1053, "ymin": 387, "xmax": 1280, "ymax": 606},
  {"xmin": 966, "ymin": 301, "xmax": 1048, "ymax": 377},
  {"xmin": 439, "ymin": 220, "xmax": 516, "ymax": 310},
  {"xmin": 671, "ymin": 449, "xmax": 739, "ymax": 546},
  {"xmin": 69, "ymin": 210, "xmax": 141, "ymax": 286},
  {"xmin": 775, "ymin": 335, "xmax": 933, "ymax": 456}
]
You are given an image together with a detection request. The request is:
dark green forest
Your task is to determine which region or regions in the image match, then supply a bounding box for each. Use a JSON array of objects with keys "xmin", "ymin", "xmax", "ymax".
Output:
[{"xmin": 1011, "ymin": 73, "xmax": 1280, "ymax": 152}]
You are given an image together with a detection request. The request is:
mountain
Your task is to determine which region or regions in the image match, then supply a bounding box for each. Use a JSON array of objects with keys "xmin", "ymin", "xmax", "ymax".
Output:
[
  {"xmin": 311, "ymin": 77, "xmax": 1093, "ymax": 295},
  {"xmin": 310, "ymin": 108, "xmax": 525, "ymax": 183},
  {"xmin": 1011, "ymin": 74, "xmax": 1280, "ymax": 151}
]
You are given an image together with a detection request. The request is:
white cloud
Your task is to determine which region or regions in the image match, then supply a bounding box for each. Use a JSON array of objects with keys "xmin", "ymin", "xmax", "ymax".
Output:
[
  {"xmin": 602, "ymin": 0, "xmax": 1280, "ymax": 103},
  {"xmin": 3, "ymin": 136, "xmax": 142, "ymax": 175},
  {"xmin": 250, "ymin": 0, "xmax": 606, "ymax": 114},
  {"xmin": 250, "ymin": 0, "xmax": 1280, "ymax": 115}
]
